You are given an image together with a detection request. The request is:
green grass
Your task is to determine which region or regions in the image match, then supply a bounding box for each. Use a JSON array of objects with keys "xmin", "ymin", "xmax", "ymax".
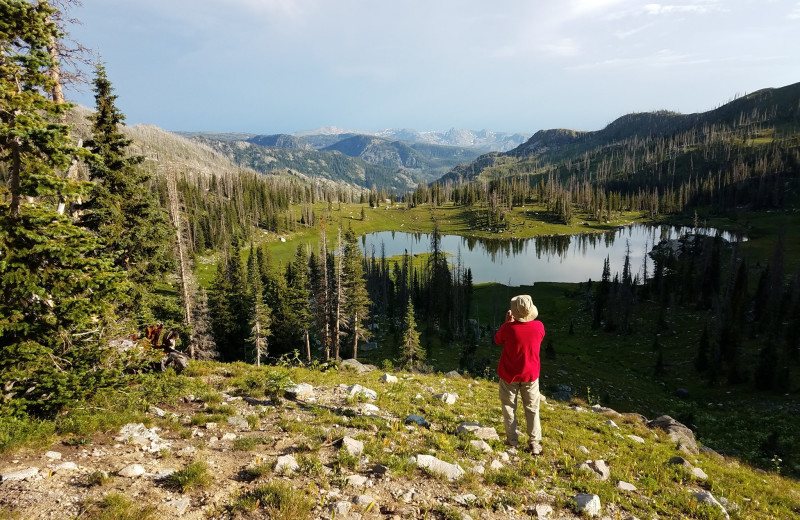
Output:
[
  {"xmin": 79, "ymin": 493, "xmax": 157, "ymax": 520},
  {"xmin": 166, "ymin": 460, "xmax": 212, "ymax": 493},
  {"xmin": 229, "ymin": 481, "xmax": 314, "ymax": 519}
]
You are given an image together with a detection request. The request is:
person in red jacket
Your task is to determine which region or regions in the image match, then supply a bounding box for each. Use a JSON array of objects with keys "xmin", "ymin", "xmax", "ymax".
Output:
[{"xmin": 494, "ymin": 294, "xmax": 545, "ymax": 454}]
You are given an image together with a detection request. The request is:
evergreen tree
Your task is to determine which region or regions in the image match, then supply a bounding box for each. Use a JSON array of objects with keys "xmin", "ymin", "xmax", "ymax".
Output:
[
  {"xmin": 80, "ymin": 61, "xmax": 173, "ymax": 323},
  {"xmin": 286, "ymin": 244, "xmax": 312, "ymax": 362},
  {"xmin": 341, "ymin": 227, "xmax": 371, "ymax": 359},
  {"xmin": 246, "ymin": 245, "xmax": 271, "ymax": 365},
  {"xmin": 0, "ymin": 1, "xmax": 124, "ymax": 417},
  {"xmin": 400, "ymin": 297, "xmax": 424, "ymax": 369}
]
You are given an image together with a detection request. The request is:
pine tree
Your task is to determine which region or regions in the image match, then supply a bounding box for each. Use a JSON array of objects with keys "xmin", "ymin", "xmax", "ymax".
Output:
[
  {"xmin": 246, "ymin": 245, "xmax": 271, "ymax": 366},
  {"xmin": 400, "ymin": 297, "xmax": 424, "ymax": 369},
  {"xmin": 341, "ymin": 227, "xmax": 371, "ymax": 359},
  {"xmin": 286, "ymin": 244, "xmax": 312, "ymax": 362},
  {"xmin": 0, "ymin": 1, "xmax": 124, "ymax": 417},
  {"xmin": 80, "ymin": 61, "xmax": 173, "ymax": 322}
]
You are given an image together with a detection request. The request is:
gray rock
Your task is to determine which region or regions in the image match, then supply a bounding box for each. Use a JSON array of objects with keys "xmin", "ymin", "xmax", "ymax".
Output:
[
  {"xmin": 414, "ymin": 454, "xmax": 465, "ymax": 481},
  {"xmin": 592, "ymin": 404, "xmax": 619, "ymax": 415},
  {"xmin": 346, "ymin": 474, "xmax": 368, "ymax": 487},
  {"xmin": 534, "ymin": 504, "xmax": 553, "ymax": 518},
  {"xmin": 153, "ymin": 468, "xmax": 177, "ymax": 480},
  {"xmin": 469, "ymin": 464, "xmax": 485, "ymax": 475},
  {"xmin": 285, "ymin": 382, "xmax": 314, "ymax": 400},
  {"xmin": 369, "ymin": 464, "xmax": 390, "ymax": 476},
  {"xmin": 470, "ymin": 440, "xmax": 493, "ymax": 453},
  {"xmin": 227, "ymin": 415, "xmax": 250, "ymax": 430},
  {"xmin": 692, "ymin": 490, "xmax": 729, "ymax": 519},
  {"xmin": 353, "ymin": 494, "xmax": 376, "ymax": 507},
  {"xmin": 668, "ymin": 456, "xmax": 693, "ymax": 470},
  {"xmin": 341, "ymin": 358, "xmax": 373, "ymax": 373},
  {"xmin": 555, "ymin": 384, "xmax": 573, "ymax": 392},
  {"xmin": 44, "ymin": 451, "xmax": 62, "ymax": 460},
  {"xmin": 434, "ymin": 392, "xmax": 458, "ymax": 405},
  {"xmin": 342, "ymin": 436, "xmax": 364, "ymax": 457},
  {"xmin": 648, "ymin": 415, "xmax": 698, "ymax": 454},
  {"xmin": 380, "ymin": 373, "xmax": 398, "ymax": 383},
  {"xmin": 0, "ymin": 467, "xmax": 39, "ymax": 482},
  {"xmin": 405, "ymin": 414, "xmax": 430, "ymax": 427},
  {"xmin": 578, "ymin": 460, "xmax": 610, "ymax": 481},
  {"xmin": 330, "ymin": 501, "xmax": 352, "ymax": 515},
  {"xmin": 692, "ymin": 467, "xmax": 709, "ymax": 480},
  {"xmin": 445, "ymin": 370, "xmax": 462, "ymax": 378},
  {"xmin": 149, "ymin": 405, "xmax": 167, "ymax": 417},
  {"xmin": 574, "ymin": 493, "xmax": 602, "ymax": 517},
  {"xmin": 578, "ymin": 445, "xmax": 590, "ymax": 454},
  {"xmin": 53, "ymin": 462, "xmax": 79, "ymax": 472},
  {"xmin": 165, "ymin": 497, "xmax": 191, "ymax": 515},
  {"xmin": 604, "ymin": 420, "xmax": 620, "ymax": 429},
  {"xmin": 346, "ymin": 383, "xmax": 377, "ymax": 401},
  {"xmin": 118, "ymin": 464, "xmax": 146, "ymax": 478},
  {"xmin": 456, "ymin": 422, "xmax": 499, "ymax": 440},
  {"xmin": 627, "ymin": 435, "xmax": 646, "ymax": 444},
  {"xmin": 453, "ymin": 494, "xmax": 477, "ymax": 506},
  {"xmin": 617, "ymin": 480, "xmax": 637, "ymax": 492},
  {"xmin": 274, "ymin": 454, "xmax": 299, "ymax": 474},
  {"xmin": 489, "ymin": 459, "xmax": 504, "ymax": 471}
]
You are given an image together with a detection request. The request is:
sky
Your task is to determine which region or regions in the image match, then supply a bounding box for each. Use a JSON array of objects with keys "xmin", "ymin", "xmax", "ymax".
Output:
[{"xmin": 66, "ymin": 0, "xmax": 800, "ymax": 137}]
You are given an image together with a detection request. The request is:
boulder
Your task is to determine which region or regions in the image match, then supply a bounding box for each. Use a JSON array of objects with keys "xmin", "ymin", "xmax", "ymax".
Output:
[
  {"xmin": 405, "ymin": 414, "xmax": 430, "ymax": 427},
  {"xmin": 345, "ymin": 474, "xmax": 368, "ymax": 487},
  {"xmin": 470, "ymin": 440, "xmax": 493, "ymax": 453},
  {"xmin": 342, "ymin": 436, "xmax": 364, "ymax": 457},
  {"xmin": 284, "ymin": 382, "xmax": 314, "ymax": 400},
  {"xmin": 445, "ymin": 370, "xmax": 462, "ymax": 378},
  {"xmin": 0, "ymin": 467, "xmax": 39, "ymax": 482},
  {"xmin": 456, "ymin": 422, "xmax": 499, "ymax": 440},
  {"xmin": 118, "ymin": 464, "xmax": 146, "ymax": 478},
  {"xmin": 274, "ymin": 454, "xmax": 299, "ymax": 474},
  {"xmin": 227, "ymin": 415, "xmax": 250, "ymax": 431},
  {"xmin": 578, "ymin": 460, "xmax": 610, "ymax": 481},
  {"xmin": 380, "ymin": 373, "xmax": 398, "ymax": 383},
  {"xmin": 647, "ymin": 415, "xmax": 698, "ymax": 454},
  {"xmin": 574, "ymin": 493, "xmax": 601, "ymax": 517},
  {"xmin": 534, "ymin": 505, "xmax": 553, "ymax": 518},
  {"xmin": 668, "ymin": 456, "xmax": 693, "ymax": 470},
  {"xmin": 346, "ymin": 384, "xmax": 377, "ymax": 401},
  {"xmin": 617, "ymin": 480, "xmax": 637, "ymax": 492},
  {"xmin": 434, "ymin": 392, "xmax": 458, "ymax": 405},
  {"xmin": 414, "ymin": 454, "xmax": 464, "ymax": 481},
  {"xmin": 341, "ymin": 358, "xmax": 374, "ymax": 373},
  {"xmin": 165, "ymin": 497, "xmax": 191, "ymax": 515},
  {"xmin": 692, "ymin": 490, "xmax": 729, "ymax": 519}
]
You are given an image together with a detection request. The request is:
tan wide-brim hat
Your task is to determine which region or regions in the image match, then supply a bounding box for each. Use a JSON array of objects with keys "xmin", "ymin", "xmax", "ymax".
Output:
[{"xmin": 510, "ymin": 295, "xmax": 538, "ymax": 322}]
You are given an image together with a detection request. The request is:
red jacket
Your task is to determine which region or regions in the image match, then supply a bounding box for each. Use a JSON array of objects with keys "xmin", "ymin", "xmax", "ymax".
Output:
[{"xmin": 494, "ymin": 320, "xmax": 545, "ymax": 383}]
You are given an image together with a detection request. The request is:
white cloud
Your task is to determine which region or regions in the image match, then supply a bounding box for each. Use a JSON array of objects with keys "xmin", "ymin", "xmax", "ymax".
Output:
[
  {"xmin": 789, "ymin": 2, "xmax": 800, "ymax": 19},
  {"xmin": 569, "ymin": 49, "xmax": 711, "ymax": 70},
  {"xmin": 541, "ymin": 38, "xmax": 581, "ymax": 57},
  {"xmin": 644, "ymin": 3, "xmax": 716, "ymax": 16}
]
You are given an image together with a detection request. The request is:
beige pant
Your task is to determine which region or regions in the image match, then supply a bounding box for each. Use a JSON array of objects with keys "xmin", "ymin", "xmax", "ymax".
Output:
[{"xmin": 499, "ymin": 378, "xmax": 542, "ymax": 446}]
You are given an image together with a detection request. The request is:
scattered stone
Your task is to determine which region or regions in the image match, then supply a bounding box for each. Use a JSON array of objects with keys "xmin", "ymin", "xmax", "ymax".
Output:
[
  {"xmin": 692, "ymin": 467, "xmax": 709, "ymax": 480},
  {"xmin": 0, "ymin": 467, "xmax": 39, "ymax": 482},
  {"xmin": 627, "ymin": 435, "xmax": 646, "ymax": 444},
  {"xmin": 115, "ymin": 423, "xmax": 170, "ymax": 453},
  {"xmin": 414, "ymin": 454, "xmax": 465, "ymax": 481},
  {"xmin": 165, "ymin": 497, "xmax": 191, "ymax": 515},
  {"xmin": 53, "ymin": 462, "xmax": 79, "ymax": 472},
  {"xmin": 204, "ymin": 422, "xmax": 217, "ymax": 430},
  {"xmin": 221, "ymin": 433, "xmax": 237, "ymax": 441},
  {"xmin": 360, "ymin": 403, "xmax": 381, "ymax": 415},
  {"xmin": 445, "ymin": 370, "xmax": 462, "ymax": 378},
  {"xmin": 346, "ymin": 384, "xmax": 377, "ymax": 401},
  {"xmin": 456, "ymin": 422, "xmax": 499, "ymax": 440},
  {"xmin": 153, "ymin": 469, "xmax": 177, "ymax": 480},
  {"xmin": 592, "ymin": 404, "xmax": 619, "ymax": 415},
  {"xmin": 177, "ymin": 446, "xmax": 196, "ymax": 457},
  {"xmin": 534, "ymin": 504, "xmax": 553, "ymax": 518},
  {"xmin": 285, "ymin": 382, "xmax": 314, "ymax": 400},
  {"xmin": 434, "ymin": 392, "xmax": 458, "ymax": 405},
  {"xmin": 578, "ymin": 460, "xmax": 610, "ymax": 481},
  {"xmin": 453, "ymin": 494, "xmax": 477, "ymax": 506},
  {"xmin": 353, "ymin": 494, "xmax": 376, "ymax": 508},
  {"xmin": 489, "ymin": 459, "xmax": 504, "ymax": 471},
  {"xmin": 149, "ymin": 405, "xmax": 167, "ymax": 418},
  {"xmin": 370, "ymin": 464, "xmax": 390, "ymax": 476},
  {"xmin": 604, "ymin": 420, "xmax": 620, "ymax": 429},
  {"xmin": 692, "ymin": 490, "xmax": 729, "ymax": 519},
  {"xmin": 574, "ymin": 493, "xmax": 602, "ymax": 517},
  {"xmin": 44, "ymin": 451, "xmax": 62, "ymax": 460},
  {"xmin": 675, "ymin": 388, "xmax": 690, "ymax": 399},
  {"xmin": 330, "ymin": 501, "xmax": 352, "ymax": 515},
  {"xmin": 668, "ymin": 456, "xmax": 693, "ymax": 470},
  {"xmin": 118, "ymin": 464, "xmax": 146, "ymax": 478},
  {"xmin": 342, "ymin": 436, "xmax": 364, "ymax": 457},
  {"xmin": 380, "ymin": 373, "xmax": 398, "ymax": 384},
  {"xmin": 469, "ymin": 465, "xmax": 485, "ymax": 475},
  {"xmin": 578, "ymin": 445, "xmax": 590, "ymax": 454},
  {"xmin": 346, "ymin": 474, "xmax": 368, "ymax": 487},
  {"xmin": 470, "ymin": 440, "xmax": 493, "ymax": 453},
  {"xmin": 648, "ymin": 415, "xmax": 698, "ymax": 454},
  {"xmin": 498, "ymin": 451, "xmax": 510, "ymax": 462},
  {"xmin": 274, "ymin": 454, "xmax": 299, "ymax": 474},
  {"xmin": 405, "ymin": 414, "xmax": 430, "ymax": 427},
  {"xmin": 617, "ymin": 480, "xmax": 637, "ymax": 492},
  {"xmin": 227, "ymin": 415, "xmax": 250, "ymax": 431}
]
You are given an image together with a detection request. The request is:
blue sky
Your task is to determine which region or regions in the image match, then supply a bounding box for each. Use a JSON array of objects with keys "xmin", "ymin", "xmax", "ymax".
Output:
[{"xmin": 67, "ymin": 0, "xmax": 800, "ymax": 136}]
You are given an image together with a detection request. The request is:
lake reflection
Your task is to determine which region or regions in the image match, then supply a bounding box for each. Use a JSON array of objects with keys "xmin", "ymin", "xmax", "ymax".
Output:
[{"xmin": 361, "ymin": 225, "xmax": 744, "ymax": 286}]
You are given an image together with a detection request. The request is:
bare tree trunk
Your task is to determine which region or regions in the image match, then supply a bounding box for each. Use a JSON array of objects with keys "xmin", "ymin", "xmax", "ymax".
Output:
[
  {"xmin": 167, "ymin": 171, "xmax": 194, "ymax": 358},
  {"xmin": 352, "ymin": 312, "xmax": 359, "ymax": 360},
  {"xmin": 320, "ymin": 223, "xmax": 330, "ymax": 361},
  {"xmin": 304, "ymin": 329, "xmax": 310, "ymax": 363},
  {"xmin": 333, "ymin": 227, "xmax": 342, "ymax": 361}
]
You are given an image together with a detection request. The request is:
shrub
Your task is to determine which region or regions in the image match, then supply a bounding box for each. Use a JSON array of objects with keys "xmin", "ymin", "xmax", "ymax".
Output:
[
  {"xmin": 229, "ymin": 481, "xmax": 314, "ymax": 520},
  {"xmin": 166, "ymin": 461, "xmax": 212, "ymax": 493}
]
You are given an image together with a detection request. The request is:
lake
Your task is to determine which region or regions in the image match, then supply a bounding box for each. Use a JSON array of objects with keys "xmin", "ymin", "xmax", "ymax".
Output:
[{"xmin": 361, "ymin": 225, "xmax": 744, "ymax": 286}]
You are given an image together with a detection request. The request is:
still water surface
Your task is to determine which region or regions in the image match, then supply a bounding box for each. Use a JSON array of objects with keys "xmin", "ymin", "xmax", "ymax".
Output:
[{"xmin": 361, "ymin": 225, "xmax": 743, "ymax": 286}]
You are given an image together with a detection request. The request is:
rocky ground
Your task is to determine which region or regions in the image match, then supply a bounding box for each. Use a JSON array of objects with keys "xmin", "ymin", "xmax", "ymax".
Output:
[{"xmin": 0, "ymin": 363, "xmax": 742, "ymax": 519}]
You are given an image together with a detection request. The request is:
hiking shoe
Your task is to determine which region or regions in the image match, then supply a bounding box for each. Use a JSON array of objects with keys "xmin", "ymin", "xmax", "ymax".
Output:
[{"xmin": 528, "ymin": 442, "xmax": 543, "ymax": 455}]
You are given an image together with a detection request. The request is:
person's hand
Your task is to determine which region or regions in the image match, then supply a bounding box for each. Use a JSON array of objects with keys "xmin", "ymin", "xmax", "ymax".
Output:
[{"xmin": 505, "ymin": 310, "xmax": 514, "ymax": 323}]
